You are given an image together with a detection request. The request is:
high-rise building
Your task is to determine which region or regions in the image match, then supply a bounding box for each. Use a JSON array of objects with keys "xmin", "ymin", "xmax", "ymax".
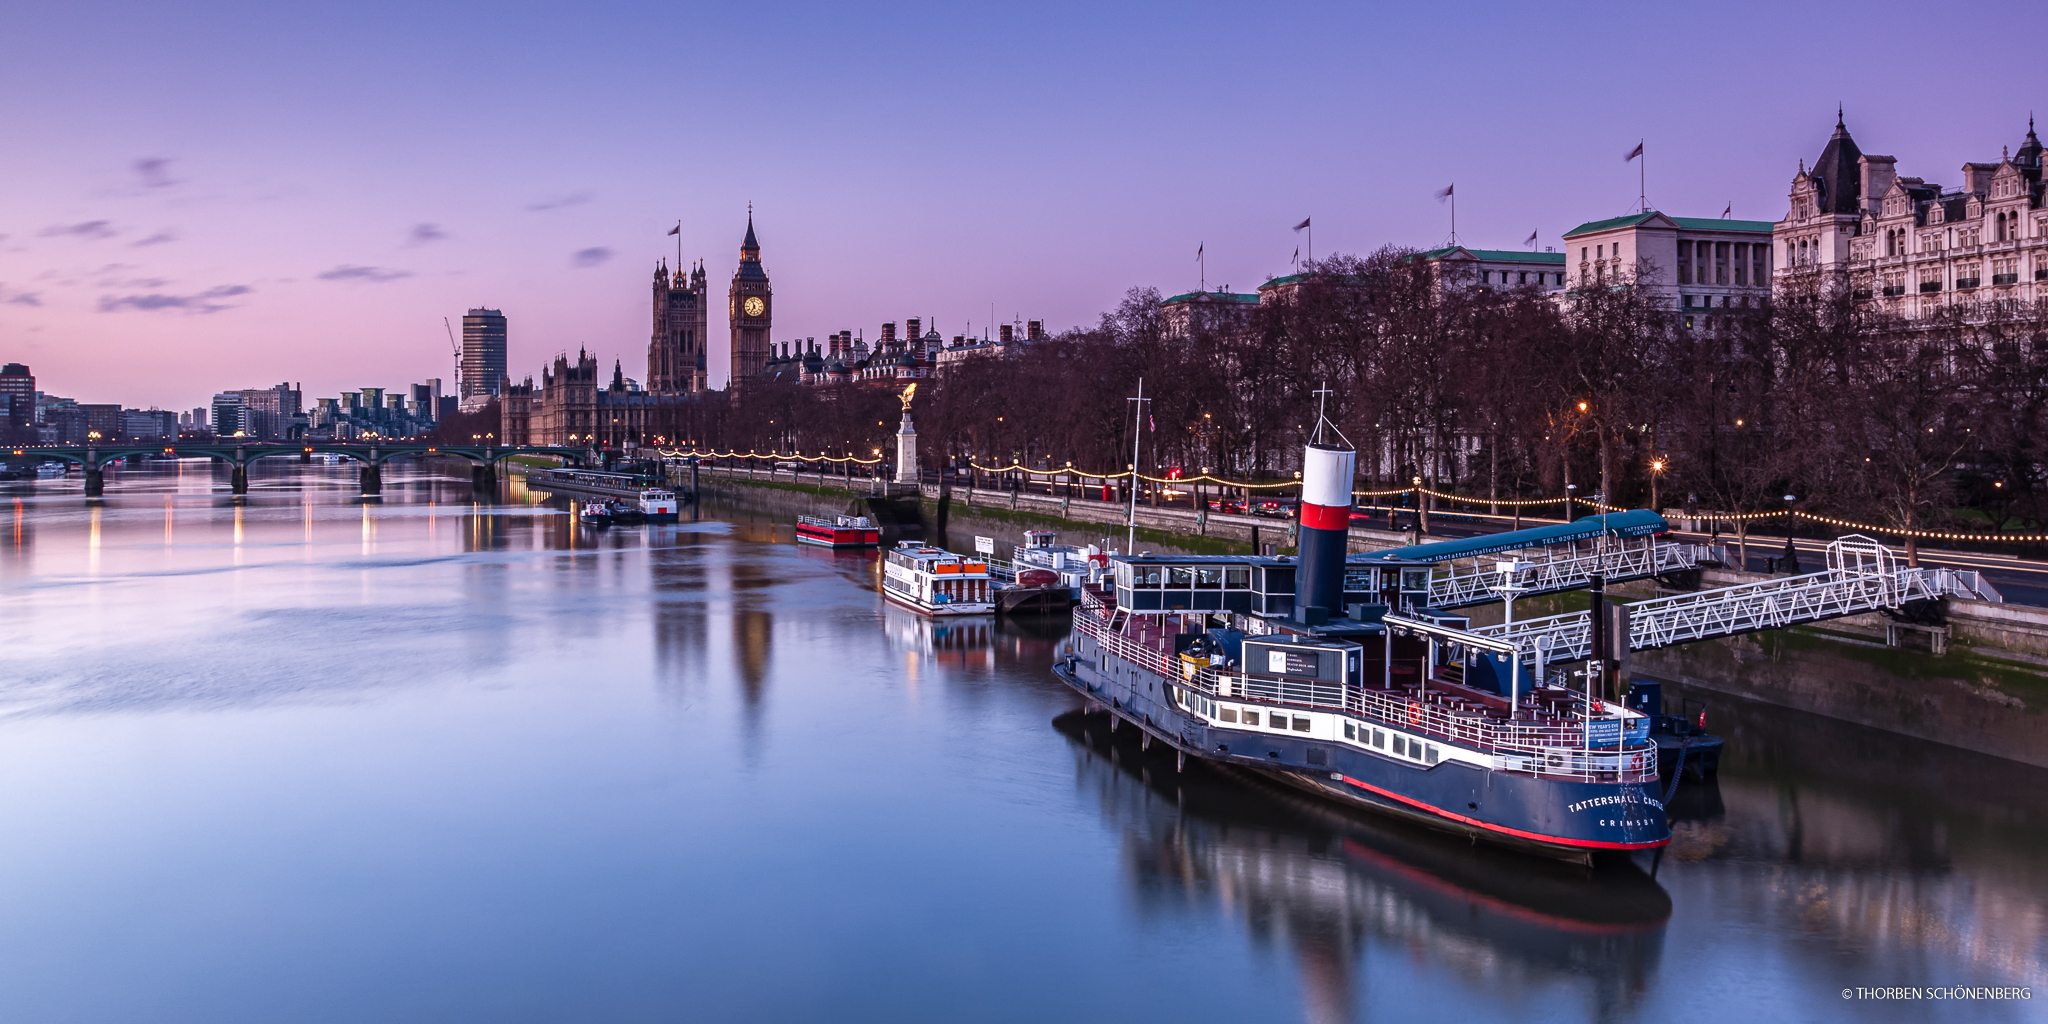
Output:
[
  {"xmin": 231, "ymin": 382, "xmax": 301, "ymax": 440},
  {"xmin": 727, "ymin": 215, "xmax": 772, "ymax": 389},
  {"xmin": 211, "ymin": 393, "xmax": 247, "ymax": 437},
  {"xmin": 82, "ymin": 403, "xmax": 122, "ymax": 440},
  {"xmin": 0, "ymin": 363, "xmax": 33, "ymax": 427},
  {"xmin": 462, "ymin": 308, "xmax": 508, "ymax": 400},
  {"xmin": 122, "ymin": 409, "xmax": 178, "ymax": 439},
  {"xmin": 649, "ymin": 260, "xmax": 709, "ymax": 394}
]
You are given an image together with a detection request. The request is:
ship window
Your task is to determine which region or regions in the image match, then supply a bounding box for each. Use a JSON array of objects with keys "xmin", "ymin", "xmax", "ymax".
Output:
[
  {"xmin": 1195, "ymin": 567, "xmax": 1223, "ymax": 589},
  {"xmin": 1393, "ymin": 737, "xmax": 1407, "ymax": 756},
  {"xmin": 1225, "ymin": 567, "xmax": 1249, "ymax": 589},
  {"xmin": 1292, "ymin": 716, "xmax": 1311, "ymax": 732},
  {"xmin": 1425, "ymin": 744, "xmax": 1439, "ymax": 764},
  {"xmin": 1167, "ymin": 566, "xmax": 1194, "ymax": 587},
  {"xmin": 1242, "ymin": 711, "xmax": 1259, "ymax": 726},
  {"xmin": 1100, "ymin": 654, "xmax": 1109, "ymax": 674},
  {"xmin": 1135, "ymin": 566, "xmax": 1162, "ymax": 587},
  {"xmin": 1220, "ymin": 708, "xmax": 1238, "ymax": 723},
  {"xmin": 1373, "ymin": 729, "xmax": 1384, "ymax": 748},
  {"xmin": 1344, "ymin": 722, "xmax": 1356, "ymax": 740}
]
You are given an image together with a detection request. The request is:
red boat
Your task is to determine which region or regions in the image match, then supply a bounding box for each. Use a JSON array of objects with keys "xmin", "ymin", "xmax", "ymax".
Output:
[{"xmin": 797, "ymin": 514, "xmax": 880, "ymax": 548}]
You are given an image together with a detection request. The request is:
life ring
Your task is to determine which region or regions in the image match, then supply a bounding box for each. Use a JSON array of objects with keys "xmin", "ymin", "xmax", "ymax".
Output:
[{"xmin": 1407, "ymin": 702, "xmax": 1422, "ymax": 726}]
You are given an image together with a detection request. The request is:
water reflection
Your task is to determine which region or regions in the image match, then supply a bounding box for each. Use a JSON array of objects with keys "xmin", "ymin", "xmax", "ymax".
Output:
[{"xmin": 1055, "ymin": 710, "xmax": 1671, "ymax": 1023}]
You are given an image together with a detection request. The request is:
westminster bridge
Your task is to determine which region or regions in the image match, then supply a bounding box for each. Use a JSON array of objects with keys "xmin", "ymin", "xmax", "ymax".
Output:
[{"xmin": 5, "ymin": 441, "xmax": 591, "ymax": 496}]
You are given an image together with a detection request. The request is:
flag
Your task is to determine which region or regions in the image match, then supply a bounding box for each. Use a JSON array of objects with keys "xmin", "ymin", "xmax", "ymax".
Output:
[
  {"xmin": 1292, "ymin": 246, "xmax": 1299, "ymax": 262},
  {"xmin": 1524, "ymin": 230, "xmax": 1538, "ymax": 246},
  {"xmin": 1624, "ymin": 142, "xmax": 1644, "ymax": 162},
  {"xmin": 1722, "ymin": 203, "xmax": 1733, "ymax": 218},
  {"xmin": 1293, "ymin": 217, "xmax": 1311, "ymax": 232},
  {"xmin": 1149, "ymin": 414, "xmax": 1156, "ymax": 433},
  {"xmin": 1195, "ymin": 242, "xmax": 1203, "ymax": 261},
  {"xmin": 666, "ymin": 223, "xmax": 680, "ymax": 236},
  {"xmin": 1435, "ymin": 184, "xmax": 1454, "ymax": 201}
]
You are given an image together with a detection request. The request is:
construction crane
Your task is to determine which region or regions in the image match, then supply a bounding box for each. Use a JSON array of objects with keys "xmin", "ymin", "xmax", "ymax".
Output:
[{"xmin": 443, "ymin": 317, "xmax": 461, "ymax": 398}]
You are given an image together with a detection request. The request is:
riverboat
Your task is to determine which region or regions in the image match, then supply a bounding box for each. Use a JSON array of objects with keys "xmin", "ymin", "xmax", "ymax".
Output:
[
  {"xmin": 578, "ymin": 502, "xmax": 613, "ymax": 527},
  {"xmin": 1007, "ymin": 530, "xmax": 1108, "ymax": 601},
  {"xmin": 1053, "ymin": 419, "xmax": 1670, "ymax": 864},
  {"xmin": 639, "ymin": 488, "xmax": 680, "ymax": 521},
  {"xmin": 531, "ymin": 467, "xmax": 685, "ymax": 503},
  {"xmin": 882, "ymin": 542, "xmax": 996, "ymax": 616},
  {"xmin": 797, "ymin": 514, "xmax": 880, "ymax": 548}
]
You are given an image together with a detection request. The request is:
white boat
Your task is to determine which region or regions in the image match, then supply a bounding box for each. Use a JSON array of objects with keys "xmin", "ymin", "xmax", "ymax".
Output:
[
  {"xmin": 35, "ymin": 463, "xmax": 67, "ymax": 478},
  {"xmin": 638, "ymin": 488, "xmax": 680, "ymax": 521},
  {"xmin": 1008, "ymin": 530, "xmax": 1110, "ymax": 600},
  {"xmin": 308, "ymin": 452, "xmax": 348, "ymax": 465},
  {"xmin": 882, "ymin": 542, "xmax": 996, "ymax": 616}
]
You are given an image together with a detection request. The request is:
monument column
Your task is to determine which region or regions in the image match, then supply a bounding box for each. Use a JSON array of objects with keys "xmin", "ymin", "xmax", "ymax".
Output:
[{"xmin": 894, "ymin": 383, "xmax": 919, "ymax": 485}]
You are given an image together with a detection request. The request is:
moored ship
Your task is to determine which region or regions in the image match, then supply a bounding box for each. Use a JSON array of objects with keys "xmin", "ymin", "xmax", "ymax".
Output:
[
  {"xmin": 797, "ymin": 514, "xmax": 880, "ymax": 548},
  {"xmin": 882, "ymin": 542, "xmax": 996, "ymax": 616},
  {"xmin": 1053, "ymin": 416, "xmax": 1670, "ymax": 863}
]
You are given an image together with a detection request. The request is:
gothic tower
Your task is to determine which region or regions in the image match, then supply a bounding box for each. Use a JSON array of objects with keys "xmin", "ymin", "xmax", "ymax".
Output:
[
  {"xmin": 727, "ymin": 212, "xmax": 772, "ymax": 389},
  {"xmin": 648, "ymin": 258, "xmax": 710, "ymax": 394}
]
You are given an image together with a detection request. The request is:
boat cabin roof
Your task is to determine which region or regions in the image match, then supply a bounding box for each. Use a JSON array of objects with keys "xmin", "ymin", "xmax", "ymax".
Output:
[{"xmin": 1356, "ymin": 509, "xmax": 1670, "ymax": 564}]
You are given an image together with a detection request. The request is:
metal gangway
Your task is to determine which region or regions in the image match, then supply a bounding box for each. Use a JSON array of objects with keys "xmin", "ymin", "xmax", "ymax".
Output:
[
  {"xmin": 1350, "ymin": 510, "xmax": 1712, "ymax": 609},
  {"xmin": 1470, "ymin": 535, "xmax": 2005, "ymax": 665}
]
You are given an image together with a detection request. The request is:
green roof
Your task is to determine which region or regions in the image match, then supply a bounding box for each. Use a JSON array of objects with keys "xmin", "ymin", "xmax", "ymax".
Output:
[
  {"xmin": 1563, "ymin": 211, "xmax": 1774, "ymax": 238},
  {"xmin": 1419, "ymin": 246, "xmax": 1566, "ymax": 264},
  {"xmin": 1160, "ymin": 290, "xmax": 1258, "ymax": 305},
  {"xmin": 1356, "ymin": 509, "xmax": 1670, "ymax": 563}
]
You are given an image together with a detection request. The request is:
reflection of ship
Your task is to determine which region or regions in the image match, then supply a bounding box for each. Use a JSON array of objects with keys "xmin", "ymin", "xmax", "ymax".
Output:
[
  {"xmin": 881, "ymin": 602, "xmax": 1068, "ymax": 666},
  {"xmin": 1055, "ymin": 708, "xmax": 1669, "ymax": 1022}
]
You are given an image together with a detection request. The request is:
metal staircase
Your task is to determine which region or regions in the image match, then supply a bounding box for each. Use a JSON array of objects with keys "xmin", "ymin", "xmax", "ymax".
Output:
[{"xmin": 1470, "ymin": 535, "xmax": 2003, "ymax": 663}]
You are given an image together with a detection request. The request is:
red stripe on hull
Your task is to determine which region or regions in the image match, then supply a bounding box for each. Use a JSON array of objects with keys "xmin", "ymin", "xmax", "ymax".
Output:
[
  {"xmin": 1300, "ymin": 501, "xmax": 1351, "ymax": 531},
  {"xmin": 1335, "ymin": 774, "xmax": 1667, "ymax": 851}
]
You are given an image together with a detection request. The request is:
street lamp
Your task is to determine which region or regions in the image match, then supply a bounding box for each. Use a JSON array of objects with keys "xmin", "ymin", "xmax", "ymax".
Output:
[{"xmin": 1649, "ymin": 458, "xmax": 1665, "ymax": 512}]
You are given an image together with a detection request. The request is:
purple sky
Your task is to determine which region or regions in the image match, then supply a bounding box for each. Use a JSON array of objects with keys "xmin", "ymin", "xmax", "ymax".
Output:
[{"xmin": 1, "ymin": 0, "xmax": 2038, "ymax": 408}]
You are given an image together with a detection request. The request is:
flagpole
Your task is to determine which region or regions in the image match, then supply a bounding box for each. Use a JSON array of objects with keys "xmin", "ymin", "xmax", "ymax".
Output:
[
  {"xmin": 1126, "ymin": 378, "xmax": 1148, "ymax": 555},
  {"xmin": 1639, "ymin": 140, "xmax": 1647, "ymax": 213}
]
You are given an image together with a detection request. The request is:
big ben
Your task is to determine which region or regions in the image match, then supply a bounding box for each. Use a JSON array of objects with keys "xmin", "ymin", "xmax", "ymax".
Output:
[{"xmin": 727, "ymin": 211, "xmax": 771, "ymax": 388}]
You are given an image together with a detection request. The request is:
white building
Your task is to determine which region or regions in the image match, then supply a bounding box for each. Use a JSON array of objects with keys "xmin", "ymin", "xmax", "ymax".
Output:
[
  {"xmin": 1561, "ymin": 212, "xmax": 1776, "ymax": 326},
  {"xmin": 1775, "ymin": 112, "xmax": 2045, "ymax": 316}
]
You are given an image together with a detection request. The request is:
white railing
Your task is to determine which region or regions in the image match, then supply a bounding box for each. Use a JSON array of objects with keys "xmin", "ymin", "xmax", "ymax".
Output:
[
  {"xmin": 1074, "ymin": 610, "xmax": 1654, "ymax": 783},
  {"xmin": 1471, "ymin": 535, "xmax": 1994, "ymax": 661},
  {"xmin": 1424, "ymin": 539, "xmax": 1708, "ymax": 607}
]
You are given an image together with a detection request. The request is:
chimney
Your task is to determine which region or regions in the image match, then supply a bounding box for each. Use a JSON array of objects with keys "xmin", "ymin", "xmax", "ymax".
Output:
[
  {"xmin": 1860, "ymin": 155, "xmax": 1897, "ymax": 214},
  {"xmin": 904, "ymin": 318, "xmax": 920, "ymax": 345},
  {"xmin": 999, "ymin": 324, "xmax": 1013, "ymax": 344},
  {"xmin": 1027, "ymin": 320, "xmax": 1044, "ymax": 340},
  {"xmin": 1296, "ymin": 440, "xmax": 1357, "ymax": 619},
  {"xmin": 881, "ymin": 322, "xmax": 897, "ymax": 345}
]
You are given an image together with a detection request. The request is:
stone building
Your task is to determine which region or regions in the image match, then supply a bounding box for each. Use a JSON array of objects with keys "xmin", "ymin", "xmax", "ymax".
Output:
[
  {"xmin": 500, "ymin": 350, "xmax": 696, "ymax": 448},
  {"xmin": 648, "ymin": 259, "xmax": 709, "ymax": 394},
  {"xmin": 1776, "ymin": 112, "xmax": 2046, "ymax": 317},
  {"xmin": 1561, "ymin": 213, "xmax": 1776, "ymax": 325},
  {"xmin": 727, "ymin": 214, "xmax": 773, "ymax": 389}
]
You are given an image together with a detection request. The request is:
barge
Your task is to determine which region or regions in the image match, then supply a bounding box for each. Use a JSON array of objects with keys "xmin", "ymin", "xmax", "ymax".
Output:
[
  {"xmin": 1054, "ymin": 421, "xmax": 1670, "ymax": 864},
  {"xmin": 797, "ymin": 514, "xmax": 880, "ymax": 548}
]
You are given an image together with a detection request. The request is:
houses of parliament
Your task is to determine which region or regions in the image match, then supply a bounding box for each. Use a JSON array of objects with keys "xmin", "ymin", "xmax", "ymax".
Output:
[{"xmin": 500, "ymin": 213, "xmax": 777, "ymax": 448}]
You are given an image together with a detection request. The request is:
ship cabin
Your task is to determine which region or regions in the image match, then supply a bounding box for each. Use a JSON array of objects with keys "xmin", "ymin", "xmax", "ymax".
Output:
[{"xmin": 1111, "ymin": 554, "xmax": 1300, "ymax": 616}]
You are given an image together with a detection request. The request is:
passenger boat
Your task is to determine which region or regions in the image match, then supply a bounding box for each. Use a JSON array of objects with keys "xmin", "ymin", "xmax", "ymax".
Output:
[
  {"xmin": 881, "ymin": 542, "xmax": 996, "ymax": 616},
  {"xmin": 1006, "ymin": 530, "xmax": 1108, "ymax": 601},
  {"xmin": 797, "ymin": 514, "xmax": 880, "ymax": 548},
  {"xmin": 1053, "ymin": 417, "xmax": 1670, "ymax": 864},
  {"xmin": 605, "ymin": 500, "xmax": 646, "ymax": 524},
  {"xmin": 578, "ymin": 502, "xmax": 613, "ymax": 527},
  {"xmin": 638, "ymin": 488, "xmax": 680, "ymax": 521}
]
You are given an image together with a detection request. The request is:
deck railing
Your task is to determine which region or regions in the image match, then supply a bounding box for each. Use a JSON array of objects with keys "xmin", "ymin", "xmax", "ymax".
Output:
[{"xmin": 1071, "ymin": 611, "xmax": 1655, "ymax": 784}]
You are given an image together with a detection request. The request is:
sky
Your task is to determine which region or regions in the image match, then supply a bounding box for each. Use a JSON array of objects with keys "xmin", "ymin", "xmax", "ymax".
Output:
[{"xmin": 1, "ymin": 0, "xmax": 2040, "ymax": 409}]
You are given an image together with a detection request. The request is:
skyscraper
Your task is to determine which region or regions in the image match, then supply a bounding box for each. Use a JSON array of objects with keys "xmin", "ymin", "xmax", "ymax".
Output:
[
  {"xmin": 462, "ymin": 308, "xmax": 508, "ymax": 400},
  {"xmin": 0, "ymin": 363, "xmax": 33, "ymax": 427}
]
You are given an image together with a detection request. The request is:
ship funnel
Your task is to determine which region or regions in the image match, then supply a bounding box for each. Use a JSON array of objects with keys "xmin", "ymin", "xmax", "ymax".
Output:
[{"xmin": 1296, "ymin": 441, "xmax": 1355, "ymax": 618}]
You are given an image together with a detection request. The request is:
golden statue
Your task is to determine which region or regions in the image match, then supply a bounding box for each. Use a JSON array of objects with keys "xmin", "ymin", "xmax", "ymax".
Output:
[{"xmin": 899, "ymin": 382, "xmax": 917, "ymax": 412}]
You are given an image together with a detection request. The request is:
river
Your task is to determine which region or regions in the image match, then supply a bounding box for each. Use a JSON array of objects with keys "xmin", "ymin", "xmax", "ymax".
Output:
[{"xmin": 0, "ymin": 460, "xmax": 2041, "ymax": 1022}]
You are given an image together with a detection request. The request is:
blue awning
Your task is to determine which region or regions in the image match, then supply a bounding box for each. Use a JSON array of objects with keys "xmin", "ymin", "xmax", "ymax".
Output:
[{"xmin": 1354, "ymin": 509, "xmax": 1670, "ymax": 564}]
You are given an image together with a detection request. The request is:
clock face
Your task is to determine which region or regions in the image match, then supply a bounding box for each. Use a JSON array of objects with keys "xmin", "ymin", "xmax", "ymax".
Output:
[{"xmin": 743, "ymin": 296, "xmax": 765, "ymax": 318}]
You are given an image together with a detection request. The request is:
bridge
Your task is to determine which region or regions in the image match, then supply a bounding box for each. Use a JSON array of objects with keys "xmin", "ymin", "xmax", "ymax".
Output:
[
  {"xmin": 4, "ymin": 441, "xmax": 590, "ymax": 496},
  {"xmin": 1466, "ymin": 535, "xmax": 2005, "ymax": 678},
  {"xmin": 1348, "ymin": 510, "xmax": 1710, "ymax": 609}
]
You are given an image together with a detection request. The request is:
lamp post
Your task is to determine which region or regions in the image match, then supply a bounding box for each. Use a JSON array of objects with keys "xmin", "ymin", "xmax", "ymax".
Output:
[
  {"xmin": 1781, "ymin": 494, "xmax": 1800, "ymax": 573},
  {"xmin": 1649, "ymin": 458, "xmax": 1665, "ymax": 513}
]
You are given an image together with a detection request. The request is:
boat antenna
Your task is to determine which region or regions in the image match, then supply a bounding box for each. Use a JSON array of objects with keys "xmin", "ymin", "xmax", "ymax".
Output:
[
  {"xmin": 1126, "ymin": 377, "xmax": 1149, "ymax": 555},
  {"xmin": 1310, "ymin": 381, "xmax": 1351, "ymax": 448}
]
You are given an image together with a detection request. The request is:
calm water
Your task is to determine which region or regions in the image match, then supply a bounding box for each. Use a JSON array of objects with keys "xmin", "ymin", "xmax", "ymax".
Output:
[{"xmin": 0, "ymin": 460, "xmax": 2042, "ymax": 1023}]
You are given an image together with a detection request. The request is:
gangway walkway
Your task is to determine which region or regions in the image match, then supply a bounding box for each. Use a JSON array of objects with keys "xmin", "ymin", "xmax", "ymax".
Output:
[
  {"xmin": 1349, "ymin": 510, "xmax": 1711, "ymax": 609},
  {"xmin": 1469, "ymin": 535, "xmax": 2005, "ymax": 666}
]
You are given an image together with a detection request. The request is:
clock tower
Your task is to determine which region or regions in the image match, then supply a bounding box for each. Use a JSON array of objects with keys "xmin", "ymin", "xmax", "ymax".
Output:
[{"xmin": 727, "ymin": 212, "xmax": 772, "ymax": 389}]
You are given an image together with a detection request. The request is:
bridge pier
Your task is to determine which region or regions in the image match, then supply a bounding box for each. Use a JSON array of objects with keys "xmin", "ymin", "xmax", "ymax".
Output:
[
  {"xmin": 84, "ymin": 466, "xmax": 103, "ymax": 497},
  {"xmin": 300, "ymin": 449, "xmax": 311, "ymax": 464},
  {"xmin": 361, "ymin": 463, "xmax": 381, "ymax": 495},
  {"xmin": 471, "ymin": 462, "xmax": 496, "ymax": 492},
  {"xmin": 231, "ymin": 464, "xmax": 248, "ymax": 494}
]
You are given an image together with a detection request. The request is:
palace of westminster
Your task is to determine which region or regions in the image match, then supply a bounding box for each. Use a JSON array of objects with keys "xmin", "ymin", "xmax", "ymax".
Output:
[{"xmin": 500, "ymin": 113, "xmax": 2046, "ymax": 450}]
